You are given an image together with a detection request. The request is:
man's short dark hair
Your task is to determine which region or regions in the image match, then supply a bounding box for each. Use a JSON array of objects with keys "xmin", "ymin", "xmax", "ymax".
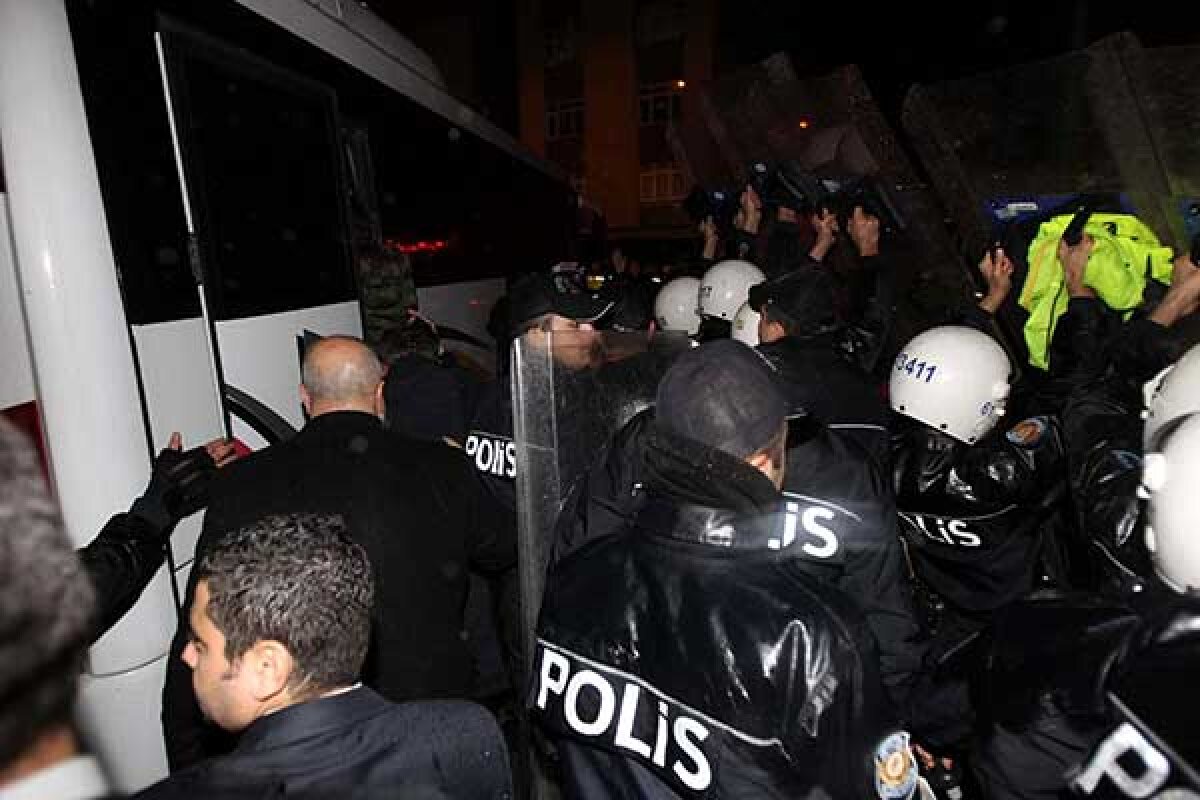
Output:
[
  {"xmin": 197, "ymin": 514, "xmax": 374, "ymax": 696},
  {"xmin": 378, "ymin": 314, "xmax": 441, "ymax": 363},
  {"xmin": 0, "ymin": 421, "xmax": 94, "ymax": 767},
  {"xmin": 655, "ymin": 339, "xmax": 788, "ymax": 459},
  {"xmin": 762, "ymin": 303, "xmax": 802, "ymax": 338}
]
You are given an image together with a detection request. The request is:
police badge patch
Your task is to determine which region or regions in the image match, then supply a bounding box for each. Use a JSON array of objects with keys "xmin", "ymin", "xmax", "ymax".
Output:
[
  {"xmin": 875, "ymin": 731, "xmax": 918, "ymax": 800},
  {"xmin": 1005, "ymin": 415, "xmax": 1049, "ymax": 448}
]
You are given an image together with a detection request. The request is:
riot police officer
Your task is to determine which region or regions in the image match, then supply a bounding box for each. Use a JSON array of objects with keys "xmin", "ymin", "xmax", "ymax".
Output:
[
  {"xmin": 752, "ymin": 266, "xmax": 891, "ymax": 465},
  {"xmin": 466, "ymin": 270, "xmax": 614, "ymax": 520},
  {"xmin": 653, "ymin": 276, "xmax": 702, "ymax": 336},
  {"xmin": 888, "ymin": 324, "xmax": 1072, "ymax": 748},
  {"xmin": 695, "ymin": 259, "xmax": 764, "ymax": 341},
  {"xmin": 971, "ymin": 413, "xmax": 1200, "ymax": 799},
  {"xmin": 533, "ymin": 340, "xmax": 919, "ymax": 799}
]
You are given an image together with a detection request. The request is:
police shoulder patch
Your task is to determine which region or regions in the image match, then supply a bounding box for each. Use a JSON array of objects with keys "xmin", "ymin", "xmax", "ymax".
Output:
[
  {"xmin": 875, "ymin": 731, "xmax": 918, "ymax": 800},
  {"xmin": 1005, "ymin": 415, "xmax": 1049, "ymax": 448}
]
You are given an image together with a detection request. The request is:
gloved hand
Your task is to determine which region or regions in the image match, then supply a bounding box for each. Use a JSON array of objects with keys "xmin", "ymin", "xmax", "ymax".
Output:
[{"xmin": 129, "ymin": 433, "xmax": 219, "ymax": 531}]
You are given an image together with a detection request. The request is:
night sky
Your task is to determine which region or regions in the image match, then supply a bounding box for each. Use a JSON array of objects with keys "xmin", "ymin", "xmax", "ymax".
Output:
[
  {"xmin": 716, "ymin": 0, "xmax": 1199, "ymax": 119},
  {"xmin": 377, "ymin": 0, "xmax": 1200, "ymax": 135}
]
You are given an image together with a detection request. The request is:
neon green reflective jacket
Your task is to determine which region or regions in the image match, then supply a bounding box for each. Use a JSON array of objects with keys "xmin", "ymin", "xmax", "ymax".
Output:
[{"xmin": 1020, "ymin": 213, "xmax": 1174, "ymax": 369}]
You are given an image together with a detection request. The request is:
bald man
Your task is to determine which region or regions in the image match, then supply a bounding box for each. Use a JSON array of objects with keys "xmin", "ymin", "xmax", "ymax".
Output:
[{"xmin": 162, "ymin": 335, "xmax": 515, "ymax": 771}]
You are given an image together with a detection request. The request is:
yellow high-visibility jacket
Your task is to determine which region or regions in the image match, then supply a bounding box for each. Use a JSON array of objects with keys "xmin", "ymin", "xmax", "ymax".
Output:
[{"xmin": 1021, "ymin": 213, "xmax": 1174, "ymax": 369}]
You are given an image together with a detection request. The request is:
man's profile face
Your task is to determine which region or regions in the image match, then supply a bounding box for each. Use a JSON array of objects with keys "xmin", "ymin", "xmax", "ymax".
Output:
[
  {"xmin": 758, "ymin": 315, "xmax": 785, "ymax": 344},
  {"xmin": 528, "ymin": 314, "xmax": 602, "ymax": 370},
  {"xmin": 182, "ymin": 581, "xmax": 258, "ymax": 733}
]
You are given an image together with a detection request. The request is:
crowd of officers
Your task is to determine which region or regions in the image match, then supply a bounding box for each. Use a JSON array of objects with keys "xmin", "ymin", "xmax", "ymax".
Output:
[
  {"xmin": 4, "ymin": 188, "xmax": 1200, "ymax": 800},
  {"xmin": 459, "ymin": 189, "xmax": 1200, "ymax": 800}
]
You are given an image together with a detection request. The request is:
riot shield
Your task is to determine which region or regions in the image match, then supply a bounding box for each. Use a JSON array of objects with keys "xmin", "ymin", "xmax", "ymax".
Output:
[{"xmin": 510, "ymin": 329, "xmax": 693, "ymax": 797}]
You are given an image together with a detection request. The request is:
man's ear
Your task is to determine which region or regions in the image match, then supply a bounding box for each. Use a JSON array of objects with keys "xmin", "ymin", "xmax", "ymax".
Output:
[
  {"xmin": 246, "ymin": 640, "xmax": 294, "ymax": 703},
  {"xmin": 746, "ymin": 449, "xmax": 772, "ymax": 476},
  {"xmin": 759, "ymin": 317, "xmax": 785, "ymax": 343},
  {"xmin": 374, "ymin": 381, "xmax": 386, "ymax": 420},
  {"xmin": 300, "ymin": 384, "xmax": 313, "ymax": 417}
]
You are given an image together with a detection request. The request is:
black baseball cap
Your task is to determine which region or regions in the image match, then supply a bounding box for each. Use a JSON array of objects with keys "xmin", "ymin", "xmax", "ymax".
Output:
[
  {"xmin": 508, "ymin": 269, "xmax": 615, "ymax": 334},
  {"xmin": 655, "ymin": 339, "xmax": 788, "ymax": 458},
  {"xmin": 748, "ymin": 266, "xmax": 840, "ymax": 336}
]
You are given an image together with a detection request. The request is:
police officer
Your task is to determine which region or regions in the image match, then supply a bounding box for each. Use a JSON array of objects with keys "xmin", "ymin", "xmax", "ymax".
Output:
[
  {"xmin": 751, "ymin": 266, "xmax": 891, "ymax": 464},
  {"xmin": 532, "ymin": 340, "xmax": 919, "ymax": 799},
  {"xmin": 653, "ymin": 276, "xmax": 702, "ymax": 336},
  {"xmin": 465, "ymin": 270, "xmax": 613, "ymax": 691},
  {"xmin": 467, "ymin": 269, "xmax": 615, "ymax": 520},
  {"xmin": 1057, "ymin": 242, "xmax": 1200, "ymax": 589},
  {"xmin": 695, "ymin": 259, "xmax": 764, "ymax": 341},
  {"xmin": 550, "ymin": 332, "xmax": 920, "ymax": 719},
  {"xmin": 971, "ymin": 413, "xmax": 1200, "ymax": 800},
  {"xmin": 889, "ymin": 324, "xmax": 1071, "ymax": 625}
]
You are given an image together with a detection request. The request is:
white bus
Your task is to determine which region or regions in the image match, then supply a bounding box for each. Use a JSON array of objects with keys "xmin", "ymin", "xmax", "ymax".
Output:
[{"xmin": 0, "ymin": 0, "xmax": 572, "ymax": 790}]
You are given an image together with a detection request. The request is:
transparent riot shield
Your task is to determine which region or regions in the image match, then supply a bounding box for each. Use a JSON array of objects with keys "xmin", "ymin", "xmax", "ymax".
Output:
[{"xmin": 510, "ymin": 329, "xmax": 693, "ymax": 797}]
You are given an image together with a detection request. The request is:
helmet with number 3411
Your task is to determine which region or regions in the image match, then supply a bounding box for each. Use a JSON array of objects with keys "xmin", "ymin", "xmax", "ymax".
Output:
[{"xmin": 889, "ymin": 326, "xmax": 1012, "ymax": 444}]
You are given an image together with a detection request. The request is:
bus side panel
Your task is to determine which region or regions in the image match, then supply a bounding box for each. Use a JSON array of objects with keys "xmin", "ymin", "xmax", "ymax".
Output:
[
  {"xmin": 416, "ymin": 277, "xmax": 506, "ymax": 371},
  {"xmin": 129, "ymin": 316, "xmax": 226, "ymax": 570},
  {"xmin": 214, "ymin": 300, "xmax": 362, "ymax": 432}
]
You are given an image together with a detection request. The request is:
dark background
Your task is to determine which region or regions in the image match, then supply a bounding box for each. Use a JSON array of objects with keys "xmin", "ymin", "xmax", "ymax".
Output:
[{"xmin": 374, "ymin": 0, "xmax": 1199, "ymax": 138}]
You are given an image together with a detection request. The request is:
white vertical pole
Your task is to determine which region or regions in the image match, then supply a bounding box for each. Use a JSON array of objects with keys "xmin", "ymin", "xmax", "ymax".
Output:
[
  {"xmin": 0, "ymin": 0, "xmax": 173, "ymax": 788},
  {"xmin": 0, "ymin": 0, "xmax": 147, "ymax": 555}
]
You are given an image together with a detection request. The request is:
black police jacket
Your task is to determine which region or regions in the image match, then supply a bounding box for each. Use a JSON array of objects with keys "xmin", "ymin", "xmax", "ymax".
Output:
[
  {"xmin": 971, "ymin": 588, "xmax": 1200, "ymax": 800},
  {"xmin": 466, "ymin": 379, "xmax": 519, "ymax": 517},
  {"xmin": 757, "ymin": 332, "xmax": 891, "ymax": 466},
  {"xmin": 1058, "ymin": 301, "xmax": 1183, "ymax": 591},
  {"xmin": 552, "ymin": 409, "xmax": 923, "ymax": 712},
  {"xmin": 890, "ymin": 416, "xmax": 1067, "ymax": 623},
  {"xmin": 533, "ymin": 427, "xmax": 917, "ymax": 799}
]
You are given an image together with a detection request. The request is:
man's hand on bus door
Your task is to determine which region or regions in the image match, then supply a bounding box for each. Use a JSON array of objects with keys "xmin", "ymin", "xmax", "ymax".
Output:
[
  {"xmin": 128, "ymin": 432, "xmax": 232, "ymax": 533},
  {"xmin": 203, "ymin": 435, "xmax": 239, "ymax": 468}
]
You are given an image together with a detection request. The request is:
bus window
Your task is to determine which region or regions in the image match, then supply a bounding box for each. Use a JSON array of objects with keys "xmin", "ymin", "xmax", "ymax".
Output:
[{"xmin": 159, "ymin": 22, "xmax": 355, "ymax": 321}]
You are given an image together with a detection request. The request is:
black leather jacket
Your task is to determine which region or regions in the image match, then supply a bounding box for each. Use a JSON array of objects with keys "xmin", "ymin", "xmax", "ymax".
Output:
[
  {"xmin": 533, "ymin": 427, "xmax": 914, "ymax": 799},
  {"xmin": 553, "ymin": 409, "xmax": 923, "ymax": 712},
  {"xmin": 1058, "ymin": 301, "xmax": 1183, "ymax": 591},
  {"xmin": 971, "ymin": 587, "xmax": 1200, "ymax": 800},
  {"xmin": 890, "ymin": 417, "xmax": 1067, "ymax": 624},
  {"xmin": 79, "ymin": 511, "xmax": 174, "ymax": 644}
]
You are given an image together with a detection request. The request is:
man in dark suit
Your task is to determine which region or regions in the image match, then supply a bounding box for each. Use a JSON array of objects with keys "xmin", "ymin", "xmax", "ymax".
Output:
[
  {"xmin": 162, "ymin": 336, "xmax": 516, "ymax": 769},
  {"xmin": 139, "ymin": 513, "xmax": 512, "ymax": 799}
]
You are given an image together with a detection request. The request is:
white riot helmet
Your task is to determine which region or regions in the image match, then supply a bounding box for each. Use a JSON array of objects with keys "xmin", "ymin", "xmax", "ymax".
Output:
[
  {"xmin": 1143, "ymin": 341, "xmax": 1200, "ymax": 448},
  {"xmin": 654, "ymin": 277, "xmax": 702, "ymax": 335},
  {"xmin": 731, "ymin": 302, "xmax": 761, "ymax": 346},
  {"xmin": 698, "ymin": 259, "xmax": 765, "ymax": 321},
  {"xmin": 1142, "ymin": 413, "xmax": 1200, "ymax": 592},
  {"xmin": 889, "ymin": 326, "xmax": 1011, "ymax": 444}
]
